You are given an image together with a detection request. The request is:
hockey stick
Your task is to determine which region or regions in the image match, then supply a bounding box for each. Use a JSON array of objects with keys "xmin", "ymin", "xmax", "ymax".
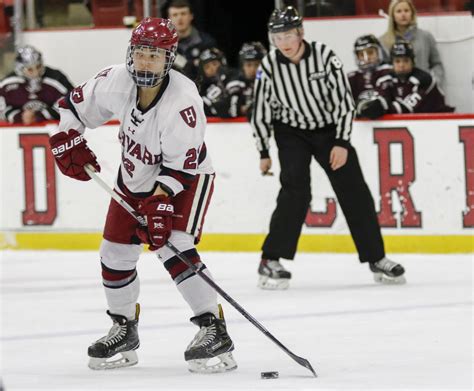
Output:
[{"xmin": 84, "ymin": 164, "xmax": 317, "ymax": 377}]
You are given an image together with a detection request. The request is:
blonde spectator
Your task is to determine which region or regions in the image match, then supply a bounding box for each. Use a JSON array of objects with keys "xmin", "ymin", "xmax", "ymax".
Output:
[{"xmin": 379, "ymin": 0, "xmax": 445, "ymax": 86}]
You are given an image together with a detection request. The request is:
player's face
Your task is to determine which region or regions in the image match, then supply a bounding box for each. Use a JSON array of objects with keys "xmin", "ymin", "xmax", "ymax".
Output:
[
  {"xmin": 242, "ymin": 60, "xmax": 260, "ymax": 80},
  {"xmin": 203, "ymin": 60, "xmax": 221, "ymax": 78},
  {"xmin": 132, "ymin": 47, "xmax": 166, "ymax": 74},
  {"xmin": 393, "ymin": 57, "xmax": 413, "ymax": 75},
  {"xmin": 168, "ymin": 7, "xmax": 193, "ymax": 33},
  {"xmin": 23, "ymin": 63, "xmax": 43, "ymax": 79},
  {"xmin": 357, "ymin": 47, "xmax": 379, "ymax": 66},
  {"xmin": 393, "ymin": 2, "xmax": 413, "ymax": 28},
  {"xmin": 271, "ymin": 28, "xmax": 303, "ymax": 59}
]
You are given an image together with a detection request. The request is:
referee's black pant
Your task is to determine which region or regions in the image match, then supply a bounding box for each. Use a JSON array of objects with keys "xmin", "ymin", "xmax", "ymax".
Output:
[{"xmin": 262, "ymin": 122, "xmax": 385, "ymax": 263}]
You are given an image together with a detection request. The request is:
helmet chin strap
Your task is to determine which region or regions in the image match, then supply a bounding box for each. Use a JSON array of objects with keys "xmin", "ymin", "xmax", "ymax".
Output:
[
  {"xmin": 294, "ymin": 29, "xmax": 305, "ymax": 58},
  {"xmin": 297, "ymin": 40, "xmax": 304, "ymax": 54},
  {"xmin": 289, "ymin": 39, "xmax": 305, "ymax": 62}
]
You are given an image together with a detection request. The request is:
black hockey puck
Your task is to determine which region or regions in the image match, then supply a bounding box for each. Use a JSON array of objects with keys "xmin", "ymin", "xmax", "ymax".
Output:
[{"xmin": 261, "ymin": 371, "xmax": 279, "ymax": 379}]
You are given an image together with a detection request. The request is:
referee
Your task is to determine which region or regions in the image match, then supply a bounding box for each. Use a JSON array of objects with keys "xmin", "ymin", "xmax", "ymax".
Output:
[{"xmin": 251, "ymin": 6, "xmax": 406, "ymax": 290}]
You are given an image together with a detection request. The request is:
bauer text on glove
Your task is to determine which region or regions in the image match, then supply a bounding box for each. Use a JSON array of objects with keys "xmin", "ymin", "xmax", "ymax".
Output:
[{"xmin": 49, "ymin": 129, "xmax": 101, "ymax": 181}]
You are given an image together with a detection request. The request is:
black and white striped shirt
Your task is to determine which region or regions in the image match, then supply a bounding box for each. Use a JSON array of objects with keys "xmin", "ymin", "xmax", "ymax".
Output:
[{"xmin": 251, "ymin": 41, "xmax": 355, "ymax": 157}]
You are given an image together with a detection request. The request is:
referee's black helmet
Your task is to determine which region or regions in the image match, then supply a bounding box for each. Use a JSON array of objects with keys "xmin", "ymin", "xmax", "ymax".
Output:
[{"xmin": 268, "ymin": 6, "xmax": 303, "ymax": 33}]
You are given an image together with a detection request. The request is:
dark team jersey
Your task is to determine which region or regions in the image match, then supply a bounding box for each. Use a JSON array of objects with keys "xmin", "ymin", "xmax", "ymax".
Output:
[
  {"xmin": 173, "ymin": 28, "xmax": 217, "ymax": 82},
  {"xmin": 198, "ymin": 67, "xmax": 240, "ymax": 118},
  {"xmin": 0, "ymin": 66, "xmax": 74, "ymax": 123},
  {"xmin": 225, "ymin": 73, "xmax": 255, "ymax": 120},
  {"xmin": 374, "ymin": 67, "xmax": 454, "ymax": 114},
  {"xmin": 348, "ymin": 64, "xmax": 392, "ymax": 105}
]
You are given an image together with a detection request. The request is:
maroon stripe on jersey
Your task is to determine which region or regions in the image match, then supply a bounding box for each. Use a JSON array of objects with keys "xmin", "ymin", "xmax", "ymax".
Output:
[
  {"xmin": 101, "ymin": 262, "xmax": 136, "ymax": 281},
  {"xmin": 163, "ymin": 248, "xmax": 201, "ymax": 279},
  {"xmin": 160, "ymin": 165, "xmax": 196, "ymax": 187},
  {"xmin": 190, "ymin": 174, "xmax": 211, "ymax": 234}
]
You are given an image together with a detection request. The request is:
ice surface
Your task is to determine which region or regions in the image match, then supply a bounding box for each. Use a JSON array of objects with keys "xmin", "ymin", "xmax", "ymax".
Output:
[{"xmin": 1, "ymin": 250, "xmax": 472, "ymax": 390}]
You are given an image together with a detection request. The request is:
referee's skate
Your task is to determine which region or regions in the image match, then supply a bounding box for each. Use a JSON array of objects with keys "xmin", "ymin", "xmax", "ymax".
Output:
[
  {"xmin": 369, "ymin": 257, "xmax": 406, "ymax": 284},
  {"xmin": 258, "ymin": 259, "xmax": 292, "ymax": 290}
]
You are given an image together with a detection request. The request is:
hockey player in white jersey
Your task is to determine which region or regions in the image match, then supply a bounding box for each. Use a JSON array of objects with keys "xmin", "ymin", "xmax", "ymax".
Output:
[{"xmin": 49, "ymin": 17, "xmax": 237, "ymax": 373}]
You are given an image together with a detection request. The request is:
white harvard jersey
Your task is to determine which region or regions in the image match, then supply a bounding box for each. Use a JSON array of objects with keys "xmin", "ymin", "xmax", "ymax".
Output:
[{"xmin": 56, "ymin": 64, "xmax": 213, "ymax": 196}]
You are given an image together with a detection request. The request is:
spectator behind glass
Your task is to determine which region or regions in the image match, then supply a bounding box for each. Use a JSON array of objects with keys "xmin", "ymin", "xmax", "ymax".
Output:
[
  {"xmin": 347, "ymin": 34, "xmax": 392, "ymax": 117},
  {"xmin": 358, "ymin": 41, "xmax": 454, "ymax": 119},
  {"xmin": 0, "ymin": 45, "xmax": 74, "ymax": 124},
  {"xmin": 167, "ymin": 0, "xmax": 217, "ymax": 81},
  {"xmin": 197, "ymin": 47, "xmax": 239, "ymax": 118},
  {"xmin": 224, "ymin": 41, "xmax": 267, "ymax": 119},
  {"xmin": 379, "ymin": 0, "xmax": 445, "ymax": 87}
]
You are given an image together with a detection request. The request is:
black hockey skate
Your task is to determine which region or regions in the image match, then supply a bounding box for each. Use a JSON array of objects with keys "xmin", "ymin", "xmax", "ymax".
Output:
[
  {"xmin": 369, "ymin": 258, "xmax": 406, "ymax": 284},
  {"xmin": 88, "ymin": 303, "xmax": 140, "ymax": 370},
  {"xmin": 185, "ymin": 304, "xmax": 237, "ymax": 373},
  {"xmin": 258, "ymin": 258, "xmax": 292, "ymax": 290}
]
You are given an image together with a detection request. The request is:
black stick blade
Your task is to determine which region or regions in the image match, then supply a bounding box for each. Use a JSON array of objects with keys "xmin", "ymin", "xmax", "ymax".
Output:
[{"xmin": 293, "ymin": 355, "xmax": 317, "ymax": 377}]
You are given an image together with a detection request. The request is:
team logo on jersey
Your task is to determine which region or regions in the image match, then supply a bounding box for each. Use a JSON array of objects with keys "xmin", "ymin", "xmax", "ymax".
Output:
[
  {"xmin": 179, "ymin": 106, "xmax": 197, "ymax": 128},
  {"xmin": 71, "ymin": 84, "xmax": 85, "ymax": 104}
]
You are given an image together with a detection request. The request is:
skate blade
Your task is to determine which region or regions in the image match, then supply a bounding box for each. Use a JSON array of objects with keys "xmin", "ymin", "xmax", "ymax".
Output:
[
  {"xmin": 88, "ymin": 350, "xmax": 138, "ymax": 370},
  {"xmin": 373, "ymin": 272, "xmax": 406, "ymax": 285},
  {"xmin": 187, "ymin": 352, "xmax": 238, "ymax": 374},
  {"xmin": 258, "ymin": 275, "xmax": 290, "ymax": 290}
]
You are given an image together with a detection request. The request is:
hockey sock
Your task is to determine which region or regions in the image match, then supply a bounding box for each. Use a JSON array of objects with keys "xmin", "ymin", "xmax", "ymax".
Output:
[
  {"xmin": 101, "ymin": 261, "xmax": 140, "ymax": 320},
  {"xmin": 155, "ymin": 231, "xmax": 218, "ymax": 317},
  {"xmin": 160, "ymin": 247, "xmax": 218, "ymax": 317},
  {"xmin": 177, "ymin": 268, "xmax": 219, "ymax": 317},
  {"xmin": 99, "ymin": 240, "xmax": 141, "ymax": 320}
]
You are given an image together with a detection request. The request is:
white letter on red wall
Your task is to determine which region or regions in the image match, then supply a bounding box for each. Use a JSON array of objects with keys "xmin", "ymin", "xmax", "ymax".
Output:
[
  {"xmin": 305, "ymin": 198, "xmax": 337, "ymax": 227},
  {"xmin": 374, "ymin": 127, "xmax": 421, "ymax": 227},
  {"xmin": 19, "ymin": 133, "xmax": 57, "ymax": 225}
]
